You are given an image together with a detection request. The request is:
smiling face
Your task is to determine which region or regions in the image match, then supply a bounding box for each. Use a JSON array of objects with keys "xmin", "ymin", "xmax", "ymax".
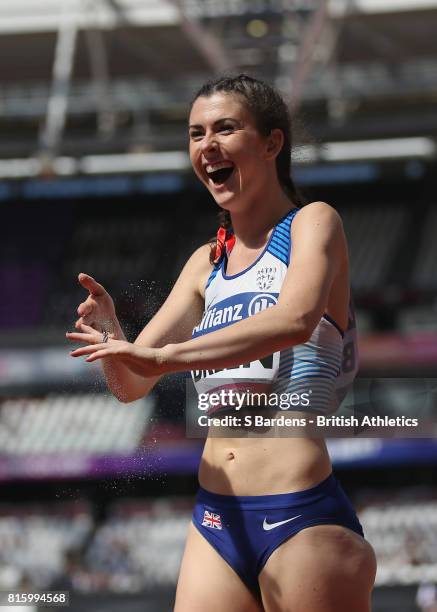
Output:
[{"xmin": 188, "ymin": 92, "xmax": 276, "ymax": 211}]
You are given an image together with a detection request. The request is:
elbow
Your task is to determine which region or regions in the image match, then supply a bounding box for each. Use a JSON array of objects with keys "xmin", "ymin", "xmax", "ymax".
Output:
[
  {"xmin": 283, "ymin": 312, "xmax": 317, "ymax": 345},
  {"xmin": 112, "ymin": 379, "xmax": 157, "ymax": 404},
  {"xmin": 113, "ymin": 391, "xmax": 135, "ymax": 404},
  {"xmin": 112, "ymin": 388, "xmax": 144, "ymax": 404},
  {"xmin": 107, "ymin": 376, "xmax": 158, "ymax": 404},
  {"xmin": 292, "ymin": 325, "xmax": 313, "ymax": 345},
  {"xmin": 116, "ymin": 394, "xmax": 137, "ymax": 404}
]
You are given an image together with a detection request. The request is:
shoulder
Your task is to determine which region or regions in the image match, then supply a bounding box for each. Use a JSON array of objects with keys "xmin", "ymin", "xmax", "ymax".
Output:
[
  {"xmin": 294, "ymin": 201, "xmax": 342, "ymax": 226},
  {"xmin": 185, "ymin": 243, "xmax": 214, "ymax": 271},
  {"xmin": 182, "ymin": 243, "xmax": 214, "ymax": 298},
  {"xmin": 292, "ymin": 201, "xmax": 344, "ymax": 239}
]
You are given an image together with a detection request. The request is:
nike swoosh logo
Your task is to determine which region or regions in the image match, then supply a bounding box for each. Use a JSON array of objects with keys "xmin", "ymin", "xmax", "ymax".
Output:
[{"xmin": 262, "ymin": 515, "xmax": 302, "ymax": 531}]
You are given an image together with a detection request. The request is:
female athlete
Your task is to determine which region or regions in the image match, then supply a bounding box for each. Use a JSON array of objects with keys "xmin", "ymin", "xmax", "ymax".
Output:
[{"xmin": 67, "ymin": 74, "xmax": 376, "ymax": 611}]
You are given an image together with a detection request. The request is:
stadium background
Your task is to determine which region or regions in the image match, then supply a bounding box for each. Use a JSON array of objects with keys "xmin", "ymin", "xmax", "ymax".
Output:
[{"xmin": 1, "ymin": 1, "xmax": 437, "ymax": 610}]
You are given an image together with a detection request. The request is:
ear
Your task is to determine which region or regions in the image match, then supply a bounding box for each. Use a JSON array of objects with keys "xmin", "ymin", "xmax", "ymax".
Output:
[{"xmin": 264, "ymin": 128, "xmax": 284, "ymax": 161}]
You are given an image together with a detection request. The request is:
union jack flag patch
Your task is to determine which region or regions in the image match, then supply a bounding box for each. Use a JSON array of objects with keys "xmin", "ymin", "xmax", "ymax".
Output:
[{"xmin": 202, "ymin": 509, "xmax": 222, "ymax": 530}]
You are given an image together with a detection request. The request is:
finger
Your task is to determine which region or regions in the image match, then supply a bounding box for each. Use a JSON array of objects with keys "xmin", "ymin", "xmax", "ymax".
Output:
[
  {"xmin": 82, "ymin": 317, "xmax": 96, "ymax": 329},
  {"xmin": 73, "ymin": 319, "xmax": 98, "ymax": 333},
  {"xmin": 85, "ymin": 349, "xmax": 113, "ymax": 363},
  {"xmin": 66, "ymin": 331, "xmax": 100, "ymax": 344},
  {"xmin": 70, "ymin": 343, "xmax": 106, "ymax": 357},
  {"xmin": 77, "ymin": 302, "xmax": 93, "ymax": 317},
  {"xmin": 78, "ymin": 273, "xmax": 106, "ymax": 297},
  {"xmin": 76, "ymin": 322, "xmax": 97, "ymax": 334},
  {"xmin": 75, "ymin": 317, "xmax": 96, "ymax": 330}
]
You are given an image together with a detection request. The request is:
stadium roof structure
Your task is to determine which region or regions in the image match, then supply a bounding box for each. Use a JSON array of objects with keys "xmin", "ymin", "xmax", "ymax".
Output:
[{"xmin": 1, "ymin": 0, "xmax": 437, "ymax": 170}]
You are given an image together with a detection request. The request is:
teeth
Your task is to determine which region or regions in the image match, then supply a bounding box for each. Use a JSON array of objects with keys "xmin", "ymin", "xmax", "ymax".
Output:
[{"xmin": 206, "ymin": 161, "xmax": 234, "ymax": 174}]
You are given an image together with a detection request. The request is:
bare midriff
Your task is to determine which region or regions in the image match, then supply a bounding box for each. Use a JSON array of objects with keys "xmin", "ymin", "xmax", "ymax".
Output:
[{"xmin": 198, "ymin": 412, "xmax": 332, "ymax": 496}]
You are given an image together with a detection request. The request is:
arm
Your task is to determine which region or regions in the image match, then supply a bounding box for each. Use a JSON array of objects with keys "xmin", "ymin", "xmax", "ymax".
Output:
[
  {"xmin": 71, "ymin": 203, "xmax": 347, "ymax": 378},
  {"xmin": 161, "ymin": 202, "xmax": 347, "ymax": 371},
  {"xmin": 68, "ymin": 245, "xmax": 210, "ymax": 402}
]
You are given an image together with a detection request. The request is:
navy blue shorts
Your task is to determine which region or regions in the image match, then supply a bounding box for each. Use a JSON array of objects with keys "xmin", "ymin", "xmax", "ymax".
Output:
[{"xmin": 192, "ymin": 473, "xmax": 363, "ymax": 595}]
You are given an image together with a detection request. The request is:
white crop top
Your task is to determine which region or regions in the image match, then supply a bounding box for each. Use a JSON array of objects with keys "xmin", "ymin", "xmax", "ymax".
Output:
[{"xmin": 191, "ymin": 208, "xmax": 358, "ymax": 415}]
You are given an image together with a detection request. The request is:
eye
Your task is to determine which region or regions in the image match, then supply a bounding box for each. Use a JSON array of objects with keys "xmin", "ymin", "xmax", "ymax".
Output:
[
  {"xmin": 189, "ymin": 130, "xmax": 203, "ymax": 140},
  {"xmin": 220, "ymin": 125, "xmax": 235, "ymax": 134}
]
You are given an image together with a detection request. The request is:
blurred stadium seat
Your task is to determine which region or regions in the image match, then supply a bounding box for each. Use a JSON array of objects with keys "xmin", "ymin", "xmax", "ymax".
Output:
[
  {"xmin": 0, "ymin": 394, "xmax": 153, "ymax": 454},
  {"xmin": 2, "ymin": 2, "xmax": 437, "ymax": 611}
]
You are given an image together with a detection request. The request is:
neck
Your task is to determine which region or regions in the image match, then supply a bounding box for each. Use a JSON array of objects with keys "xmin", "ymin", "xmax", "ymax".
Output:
[{"xmin": 229, "ymin": 181, "xmax": 296, "ymax": 247}]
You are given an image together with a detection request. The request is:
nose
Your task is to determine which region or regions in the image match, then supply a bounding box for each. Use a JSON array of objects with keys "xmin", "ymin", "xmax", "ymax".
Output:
[{"xmin": 200, "ymin": 130, "xmax": 218, "ymax": 154}]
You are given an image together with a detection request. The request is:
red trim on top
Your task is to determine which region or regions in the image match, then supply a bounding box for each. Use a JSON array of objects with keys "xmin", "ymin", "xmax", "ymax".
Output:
[{"xmin": 213, "ymin": 227, "xmax": 235, "ymax": 265}]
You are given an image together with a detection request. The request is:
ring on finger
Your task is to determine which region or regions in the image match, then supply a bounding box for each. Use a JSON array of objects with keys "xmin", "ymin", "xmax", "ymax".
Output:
[{"xmin": 102, "ymin": 330, "xmax": 109, "ymax": 343}]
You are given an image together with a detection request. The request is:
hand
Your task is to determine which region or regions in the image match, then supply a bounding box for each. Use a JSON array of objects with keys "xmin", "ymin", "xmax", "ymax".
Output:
[
  {"xmin": 66, "ymin": 325, "xmax": 167, "ymax": 377},
  {"xmin": 74, "ymin": 273, "xmax": 118, "ymax": 336}
]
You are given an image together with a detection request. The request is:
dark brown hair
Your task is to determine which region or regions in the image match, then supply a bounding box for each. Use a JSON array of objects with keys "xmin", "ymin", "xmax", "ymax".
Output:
[{"xmin": 190, "ymin": 73, "xmax": 307, "ymax": 263}]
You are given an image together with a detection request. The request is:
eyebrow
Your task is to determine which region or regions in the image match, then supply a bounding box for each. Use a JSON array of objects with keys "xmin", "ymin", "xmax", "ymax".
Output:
[{"xmin": 188, "ymin": 117, "xmax": 241, "ymax": 129}]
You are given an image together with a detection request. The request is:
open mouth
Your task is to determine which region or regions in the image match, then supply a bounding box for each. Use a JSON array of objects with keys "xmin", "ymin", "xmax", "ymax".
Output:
[{"xmin": 206, "ymin": 163, "xmax": 235, "ymax": 186}]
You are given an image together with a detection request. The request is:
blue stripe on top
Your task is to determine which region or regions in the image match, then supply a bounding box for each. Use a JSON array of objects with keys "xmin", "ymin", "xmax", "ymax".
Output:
[
  {"xmin": 205, "ymin": 264, "xmax": 220, "ymax": 290},
  {"xmin": 266, "ymin": 208, "xmax": 299, "ymax": 265},
  {"xmin": 206, "ymin": 207, "xmax": 300, "ymax": 289}
]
